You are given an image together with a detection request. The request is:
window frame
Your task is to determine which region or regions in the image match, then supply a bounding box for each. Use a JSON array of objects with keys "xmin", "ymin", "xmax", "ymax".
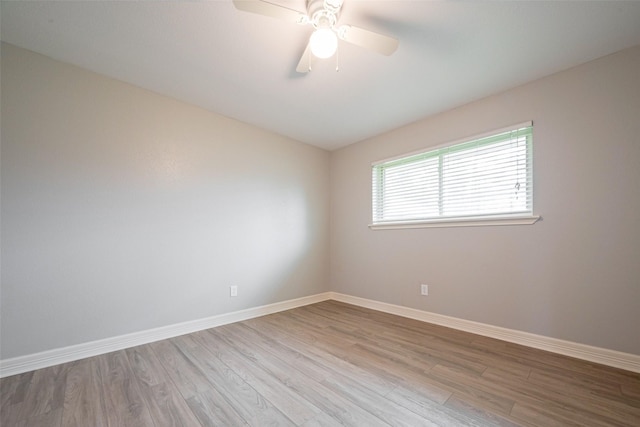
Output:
[{"xmin": 370, "ymin": 121, "xmax": 540, "ymax": 229}]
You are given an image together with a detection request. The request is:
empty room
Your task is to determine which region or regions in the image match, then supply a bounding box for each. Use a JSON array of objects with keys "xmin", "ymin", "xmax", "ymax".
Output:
[{"xmin": 1, "ymin": 1, "xmax": 639, "ymax": 426}]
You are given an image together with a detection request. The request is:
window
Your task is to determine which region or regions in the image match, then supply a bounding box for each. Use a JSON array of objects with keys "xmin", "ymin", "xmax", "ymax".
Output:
[{"xmin": 371, "ymin": 122, "xmax": 539, "ymax": 228}]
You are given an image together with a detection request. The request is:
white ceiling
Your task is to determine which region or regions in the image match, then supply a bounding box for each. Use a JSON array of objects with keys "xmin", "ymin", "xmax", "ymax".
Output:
[{"xmin": 2, "ymin": 1, "xmax": 640, "ymax": 151}]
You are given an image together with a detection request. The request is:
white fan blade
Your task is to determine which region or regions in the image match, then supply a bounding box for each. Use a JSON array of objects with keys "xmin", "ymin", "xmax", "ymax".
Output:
[
  {"xmin": 233, "ymin": 0, "xmax": 307, "ymax": 25},
  {"xmin": 296, "ymin": 43, "xmax": 315, "ymax": 73},
  {"xmin": 337, "ymin": 25, "xmax": 399, "ymax": 56}
]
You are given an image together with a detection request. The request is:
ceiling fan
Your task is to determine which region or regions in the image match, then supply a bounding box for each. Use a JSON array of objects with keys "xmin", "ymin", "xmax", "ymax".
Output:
[{"xmin": 232, "ymin": 0, "xmax": 399, "ymax": 72}]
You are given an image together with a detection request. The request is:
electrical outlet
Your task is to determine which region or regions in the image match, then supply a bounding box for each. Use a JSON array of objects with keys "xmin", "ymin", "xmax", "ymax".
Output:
[
  {"xmin": 421, "ymin": 284, "xmax": 429, "ymax": 296},
  {"xmin": 230, "ymin": 285, "xmax": 238, "ymax": 297}
]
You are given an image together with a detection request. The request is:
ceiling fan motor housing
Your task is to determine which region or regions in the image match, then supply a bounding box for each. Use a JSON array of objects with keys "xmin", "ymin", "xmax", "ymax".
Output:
[{"xmin": 308, "ymin": 0, "xmax": 342, "ymax": 29}]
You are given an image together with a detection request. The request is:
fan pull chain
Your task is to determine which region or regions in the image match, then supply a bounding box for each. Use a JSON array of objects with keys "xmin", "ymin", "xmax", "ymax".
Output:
[{"xmin": 335, "ymin": 44, "xmax": 340, "ymax": 72}]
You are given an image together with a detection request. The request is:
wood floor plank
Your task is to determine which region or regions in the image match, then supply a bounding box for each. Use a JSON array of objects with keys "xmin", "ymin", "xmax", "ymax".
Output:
[
  {"xmin": 61, "ymin": 358, "xmax": 107, "ymax": 427},
  {"xmin": 1, "ymin": 400, "xmax": 24, "ymax": 427},
  {"xmin": 18, "ymin": 363, "xmax": 70, "ymax": 421},
  {"xmin": 474, "ymin": 336, "xmax": 631, "ymax": 384},
  {"xmin": 186, "ymin": 389, "xmax": 249, "ymax": 427},
  {"xmin": 211, "ymin": 325, "xmax": 392, "ymax": 426},
  {"xmin": 149, "ymin": 339, "xmax": 212, "ymax": 400},
  {"xmin": 195, "ymin": 328, "xmax": 322, "ymax": 425},
  {"xmin": 1, "ymin": 372, "xmax": 33, "ymax": 426},
  {"xmin": 316, "ymin": 303, "xmax": 543, "ymax": 380},
  {"xmin": 126, "ymin": 345, "xmax": 165, "ymax": 388},
  {"xmin": 384, "ymin": 385, "xmax": 479, "ymax": 427},
  {"xmin": 427, "ymin": 363, "xmax": 516, "ymax": 416},
  {"xmin": 241, "ymin": 317, "xmax": 399, "ymax": 395},
  {"xmin": 528, "ymin": 363, "xmax": 624, "ymax": 396},
  {"xmin": 510, "ymin": 401, "xmax": 587, "ymax": 427},
  {"xmin": 346, "ymin": 342, "xmax": 453, "ymax": 404},
  {"xmin": 0, "ymin": 371, "xmax": 33, "ymax": 408},
  {"xmin": 306, "ymin": 308, "xmax": 490, "ymax": 375},
  {"xmin": 319, "ymin": 371, "xmax": 436, "ymax": 427},
  {"xmin": 2, "ymin": 300, "xmax": 639, "ymax": 426},
  {"xmin": 444, "ymin": 394, "xmax": 527, "ymax": 427},
  {"xmin": 480, "ymin": 363, "xmax": 640, "ymax": 426},
  {"xmin": 299, "ymin": 411, "xmax": 344, "ymax": 427},
  {"xmin": 242, "ymin": 315, "xmax": 495, "ymax": 426},
  {"xmin": 97, "ymin": 350, "xmax": 154, "ymax": 427},
  {"xmin": 622, "ymin": 381, "xmax": 640, "ymax": 399},
  {"xmin": 173, "ymin": 334, "xmax": 296, "ymax": 426},
  {"xmin": 16, "ymin": 407, "xmax": 63, "ymax": 427},
  {"xmin": 526, "ymin": 368, "xmax": 640, "ymax": 420},
  {"xmin": 242, "ymin": 314, "xmax": 427, "ymax": 427},
  {"xmin": 228, "ymin": 321, "xmax": 335, "ymax": 384},
  {"xmin": 126, "ymin": 345, "xmax": 201, "ymax": 426}
]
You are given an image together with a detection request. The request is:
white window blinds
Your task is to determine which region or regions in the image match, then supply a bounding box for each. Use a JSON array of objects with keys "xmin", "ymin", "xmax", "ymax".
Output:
[{"xmin": 372, "ymin": 123, "xmax": 533, "ymax": 225}]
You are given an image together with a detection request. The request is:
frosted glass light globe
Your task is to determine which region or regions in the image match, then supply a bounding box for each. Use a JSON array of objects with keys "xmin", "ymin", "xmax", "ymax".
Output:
[{"xmin": 310, "ymin": 28, "xmax": 338, "ymax": 59}]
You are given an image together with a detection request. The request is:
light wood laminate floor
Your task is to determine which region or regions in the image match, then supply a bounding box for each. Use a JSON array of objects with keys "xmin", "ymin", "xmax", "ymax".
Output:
[{"xmin": 1, "ymin": 300, "xmax": 639, "ymax": 426}]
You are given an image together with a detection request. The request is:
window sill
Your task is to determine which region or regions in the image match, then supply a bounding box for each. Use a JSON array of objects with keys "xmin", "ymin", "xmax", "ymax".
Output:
[{"xmin": 369, "ymin": 215, "xmax": 541, "ymax": 230}]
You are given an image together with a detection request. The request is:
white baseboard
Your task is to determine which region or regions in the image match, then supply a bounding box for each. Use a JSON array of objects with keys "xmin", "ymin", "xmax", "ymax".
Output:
[
  {"xmin": 3, "ymin": 291, "xmax": 639, "ymax": 377},
  {"xmin": 329, "ymin": 292, "xmax": 640, "ymax": 374},
  {"xmin": 0, "ymin": 292, "xmax": 332, "ymax": 378}
]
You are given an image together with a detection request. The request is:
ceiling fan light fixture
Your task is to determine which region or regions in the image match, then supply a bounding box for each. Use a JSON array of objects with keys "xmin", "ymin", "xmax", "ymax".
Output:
[
  {"xmin": 232, "ymin": 0, "xmax": 399, "ymax": 73},
  {"xmin": 310, "ymin": 28, "xmax": 338, "ymax": 58}
]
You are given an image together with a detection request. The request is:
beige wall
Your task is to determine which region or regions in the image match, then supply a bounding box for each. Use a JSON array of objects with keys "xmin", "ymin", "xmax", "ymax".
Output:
[
  {"xmin": 3, "ymin": 42, "xmax": 639, "ymax": 361},
  {"xmin": 0, "ymin": 43, "xmax": 330, "ymax": 359},
  {"xmin": 330, "ymin": 46, "xmax": 640, "ymax": 355}
]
